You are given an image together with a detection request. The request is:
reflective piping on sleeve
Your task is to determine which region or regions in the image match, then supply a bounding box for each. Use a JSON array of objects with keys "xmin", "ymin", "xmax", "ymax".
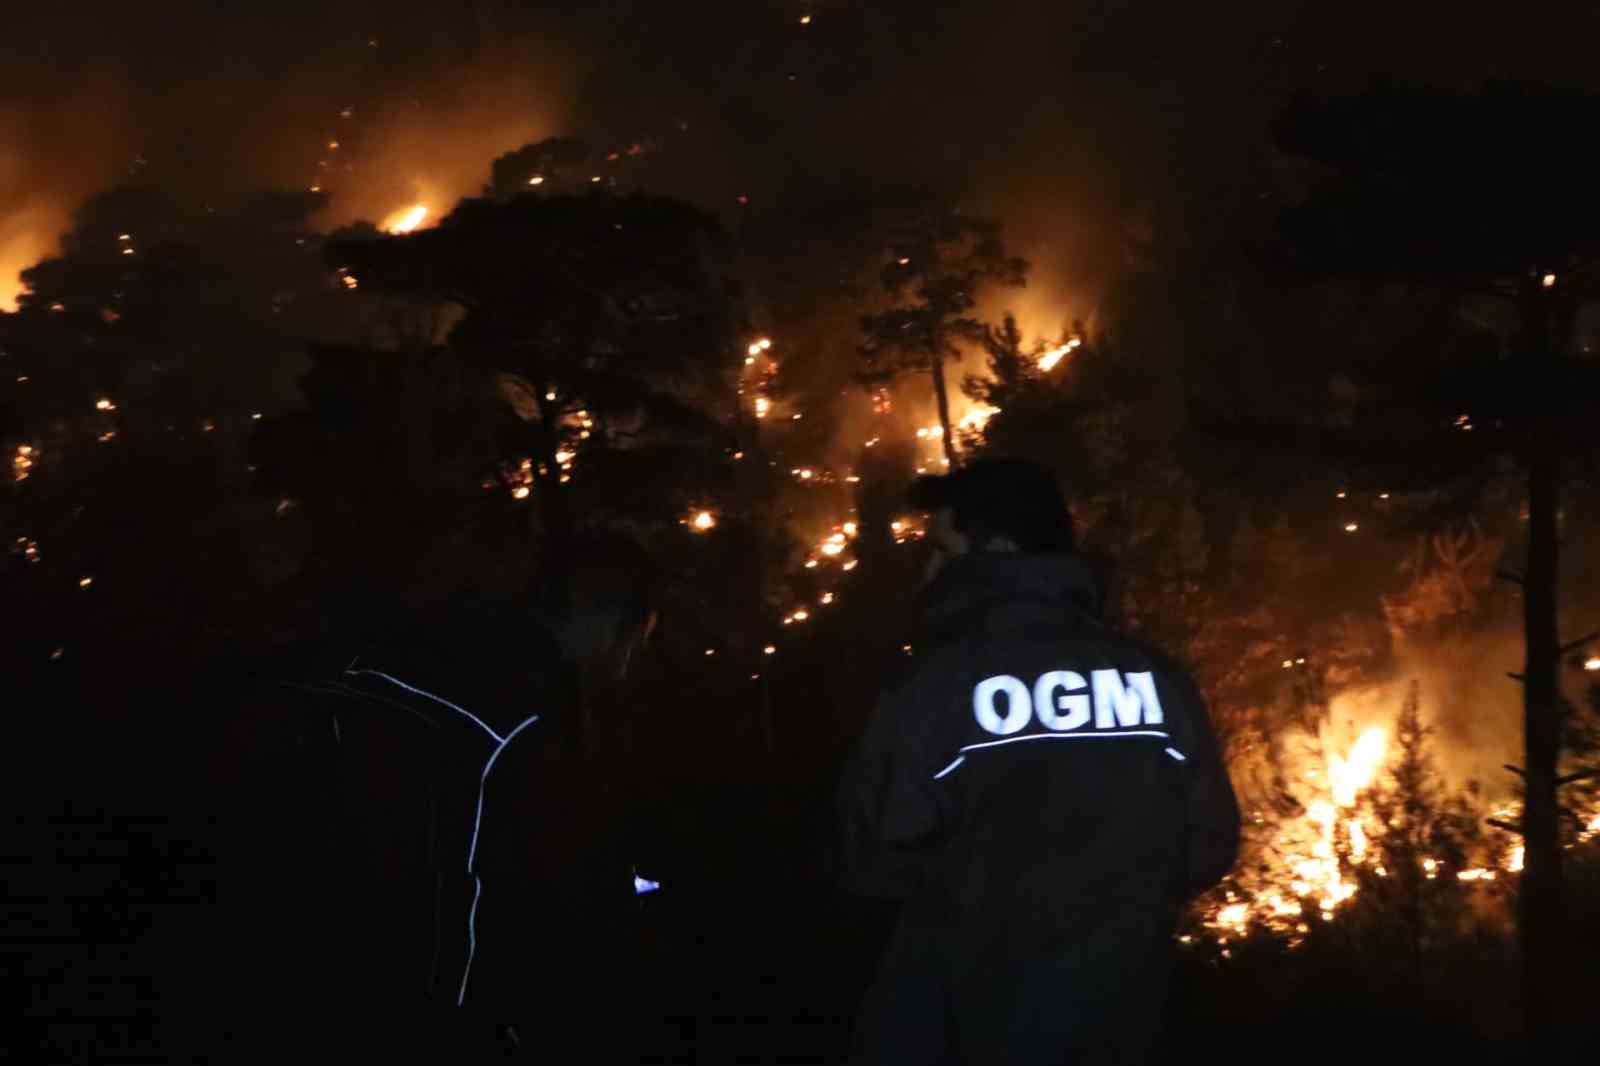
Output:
[
  {"xmin": 344, "ymin": 669, "xmax": 504, "ymax": 742},
  {"xmin": 458, "ymin": 877, "xmax": 484, "ymax": 1007},
  {"xmin": 932, "ymin": 756, "xmax": 965, "ymax": 780},
  {"xmin": 457, "ymin": 713, "xmax": 540, "ymax": 1007},
  {"xmin": 1165, "ymin": 747, "xmax": 1187, "ymax": 762}
]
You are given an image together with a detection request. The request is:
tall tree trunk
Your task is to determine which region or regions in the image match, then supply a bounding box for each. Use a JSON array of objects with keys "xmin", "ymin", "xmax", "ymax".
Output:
[
  {"xmin": 1520, "ymin": 439, "xmax": 1563, "ymax": 1064},
  {"xmin": 1517, "ymin": 270, "xmax": 1565, "ymax": 1064},
  {"xmin": 929, "ymin": 351, "xmax": 958, "ymax": 469}
]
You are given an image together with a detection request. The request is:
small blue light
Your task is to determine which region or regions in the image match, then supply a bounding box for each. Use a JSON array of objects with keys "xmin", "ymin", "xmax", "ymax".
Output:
[{"xmin": 633, "ymin": 873, "xmax": 661, "ymax": 896}]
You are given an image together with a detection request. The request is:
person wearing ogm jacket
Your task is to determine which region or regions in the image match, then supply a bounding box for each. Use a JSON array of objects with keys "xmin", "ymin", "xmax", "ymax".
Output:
[{"xmin": 837, "ymin": 459, "xmax": 1240, "ymax": 1066}]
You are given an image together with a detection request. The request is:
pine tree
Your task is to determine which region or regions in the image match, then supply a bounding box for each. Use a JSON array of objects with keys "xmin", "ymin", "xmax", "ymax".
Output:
[
  {"xmin": 1360, "ymin": 682, "xmax": 1483, "ymax": 988},
  {"xmin": 857, "ymin": 200, "xmax": 1025, "ymax": 468}
]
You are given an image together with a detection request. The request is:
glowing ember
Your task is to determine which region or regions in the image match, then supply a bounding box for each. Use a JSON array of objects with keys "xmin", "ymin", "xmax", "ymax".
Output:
[
  {"xmin": 528, "ymin": 175, "xmax": 545, "ymax": 186},
  {"xmin": 763, "ymin": 645, "xmax": 776, "ymax": 655},
  {"xmin": 381, "ymin": 204, "xmax": 429, "ymax": 234},
  {"xmin": 889, "ymin": 515, "xmax": 927, "ymax": 544},
  {"xmin": 754, "ymin": 397, "xmax": 771, "ymax": 419},
  {"xmin": 1542, "ymin": 273, "xmax": 1556, "ymax": 288},
  {"xmin": 1344, "ymin": 522, "xmax": 1359, "ymax": 533},
  {"xmin": 12, "ymin": 444, "xmax": 37, "ymax": 482},
  {"xmin": 95, "ymin": 397, "xmax": 116, "ymax": 411},
  {"xmin": 511, "ymin": 486, "xmax": 531, "ymax": 499},
  {"xmin": 1584, "ymin": 656, "xmax": 1600, "ymax": 671},
  {"xmin": 78, "ymin": 576, "xmax": 94, "ymax": 588},
  {"xmin": 689, "ymin": 510, "xmax": 717, "ymax": 532}
]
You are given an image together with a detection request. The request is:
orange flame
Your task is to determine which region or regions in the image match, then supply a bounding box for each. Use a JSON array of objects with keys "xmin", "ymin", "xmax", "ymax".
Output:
[{"xmin": 381, "ymin": 204, "xmax": 429, "ymax": 234}]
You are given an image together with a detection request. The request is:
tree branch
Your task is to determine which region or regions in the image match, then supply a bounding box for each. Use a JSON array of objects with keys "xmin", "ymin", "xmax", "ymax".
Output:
[
  {"xmin": 1507, "ymin": 672, "xmax": 1526, "ymax": 683},
  {"xmin": 1487, "ymin": 818, "xmax": 1524, "ymax": 836},
  {"xmin": 1559, "ymin": 630, "xmax": 1600, "ymax": 655},
  {"xmin": 1504, "ymin": 764, "xmax": 1526, "ymax": 778},
  {"xmin": 1496, "ymin": 569, "xmax": 1525, "ymax": 586},
  {"xmin": 1557, "ymin": 767, "xmax": 1600, "ymax": 787}
]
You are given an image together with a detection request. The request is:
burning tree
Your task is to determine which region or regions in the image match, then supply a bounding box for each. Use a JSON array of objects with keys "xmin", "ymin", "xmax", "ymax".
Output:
[
  {"xmin": 2, "ymin": 185, "xmax": 337, "ymax": 658},
  {"xmin": 858, "ymin": 197, "xmax": 1025, "ymax": 469},
  {"xmin": 1354, "ymin": 683, "xmax": 1488, "ymax": 983},
  {"xmin": 1275, "ymin": 80, "xmax": 1600, "ymax": 1058},
  {"xmin": 326, "ymin": 184, "xmax": 748, "ymax": 567}
]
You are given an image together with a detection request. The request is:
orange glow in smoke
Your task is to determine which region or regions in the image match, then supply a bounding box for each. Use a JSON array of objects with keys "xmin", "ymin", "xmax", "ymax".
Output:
[{"xmin": 381, "ymin": 204, "xmax": 429, "ymax": 234}]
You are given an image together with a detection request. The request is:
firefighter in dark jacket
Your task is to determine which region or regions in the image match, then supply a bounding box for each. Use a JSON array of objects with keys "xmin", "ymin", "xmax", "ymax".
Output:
[
  {"xmin": 837, "ymin": 459, "xmax": 1240, "ymax": 1066},
  {"xmin": 226, "ymin": 538, "xmax": 657, "ymax": 1056}
]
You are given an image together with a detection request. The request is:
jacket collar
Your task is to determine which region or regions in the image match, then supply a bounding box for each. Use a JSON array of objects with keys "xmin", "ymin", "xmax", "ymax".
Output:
[{"xmin": 917, "ymin": 552, "xmax": 1104, "ymax": 645}]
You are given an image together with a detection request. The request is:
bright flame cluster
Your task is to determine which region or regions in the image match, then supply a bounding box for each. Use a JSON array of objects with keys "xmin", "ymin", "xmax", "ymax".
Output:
[
  {"xmin": 381, "ymin": 204, "xmax": 429, "ymax": 235},
  {"xmin": 1207, "ymin": 726, "xmax": 1388, "ymax": 942},
  {"xmin": 1036, "ymin": 337, "xmax": 1081, "ymax": 372}
]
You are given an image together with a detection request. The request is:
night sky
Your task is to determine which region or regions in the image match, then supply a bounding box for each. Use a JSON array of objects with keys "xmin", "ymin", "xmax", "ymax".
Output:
[{"xmin": 8, "ymin": 1, "xmax": 1600, "ymax": 313}]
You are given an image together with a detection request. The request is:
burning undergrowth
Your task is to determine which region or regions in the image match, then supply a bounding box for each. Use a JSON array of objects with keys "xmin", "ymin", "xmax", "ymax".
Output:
[{"xmin": 1191, "ymin": 623, "xmax": 1600, "ymax": 953}]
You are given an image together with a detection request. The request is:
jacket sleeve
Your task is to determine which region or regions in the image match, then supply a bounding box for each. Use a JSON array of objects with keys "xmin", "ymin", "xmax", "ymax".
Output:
[
  {"xmin": 833, "ymin": 664, "xmax": 955, "ymax": 900},
  {"xmin": 1171, "ymin": 670, "xmax": 1241, "ymax": 898}
]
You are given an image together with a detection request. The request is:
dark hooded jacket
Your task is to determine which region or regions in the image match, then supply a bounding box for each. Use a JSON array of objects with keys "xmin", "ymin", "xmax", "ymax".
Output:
[
  {"xmin": 224, "ymin": 597, "xmax": 633, "ymax": 1031},
  {"xmin": 836, "ymin": 553, "xmax": 1239, "ymax": 1057}
]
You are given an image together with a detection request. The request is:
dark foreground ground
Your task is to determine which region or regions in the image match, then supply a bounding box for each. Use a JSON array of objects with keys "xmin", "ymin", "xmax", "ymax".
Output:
[{"xmin": 7, "ymin": 654, "xmax": 1597, "ymax": 1065}]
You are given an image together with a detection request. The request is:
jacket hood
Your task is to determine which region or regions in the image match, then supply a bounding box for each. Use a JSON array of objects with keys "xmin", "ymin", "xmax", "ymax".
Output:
[{"xmin": 917, "ymin": 552, "xmax": 1104, "ymax": 645}]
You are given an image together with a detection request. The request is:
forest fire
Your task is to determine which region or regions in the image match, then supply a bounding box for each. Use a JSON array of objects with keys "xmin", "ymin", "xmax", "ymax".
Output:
[{"xmin": 1198, "ymin": 666, "xmax": 1600, "ymax": 950}]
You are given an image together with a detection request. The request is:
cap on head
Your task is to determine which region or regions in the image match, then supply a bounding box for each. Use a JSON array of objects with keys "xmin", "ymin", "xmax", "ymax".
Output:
[{"xmin": 908, "ymin": 457, "xmax": 1074, "ymax": 553}]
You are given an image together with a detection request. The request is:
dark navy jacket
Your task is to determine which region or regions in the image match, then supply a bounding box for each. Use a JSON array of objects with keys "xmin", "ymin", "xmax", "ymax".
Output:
[{"xmin": 836, "ymin": 552, "xmax": 1239, "ymax": 978}]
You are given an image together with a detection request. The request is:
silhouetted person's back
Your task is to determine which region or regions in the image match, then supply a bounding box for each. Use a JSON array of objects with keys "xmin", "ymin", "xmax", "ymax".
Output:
[{"xmin": 224, "ymin": 543, "xmax": 657, "ymax": 1056}]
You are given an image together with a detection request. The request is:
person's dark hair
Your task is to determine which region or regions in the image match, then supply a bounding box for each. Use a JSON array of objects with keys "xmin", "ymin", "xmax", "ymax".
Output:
[{"xmin": 908, "ymin": 457, "xmax": 1075, "ymax": 553}]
